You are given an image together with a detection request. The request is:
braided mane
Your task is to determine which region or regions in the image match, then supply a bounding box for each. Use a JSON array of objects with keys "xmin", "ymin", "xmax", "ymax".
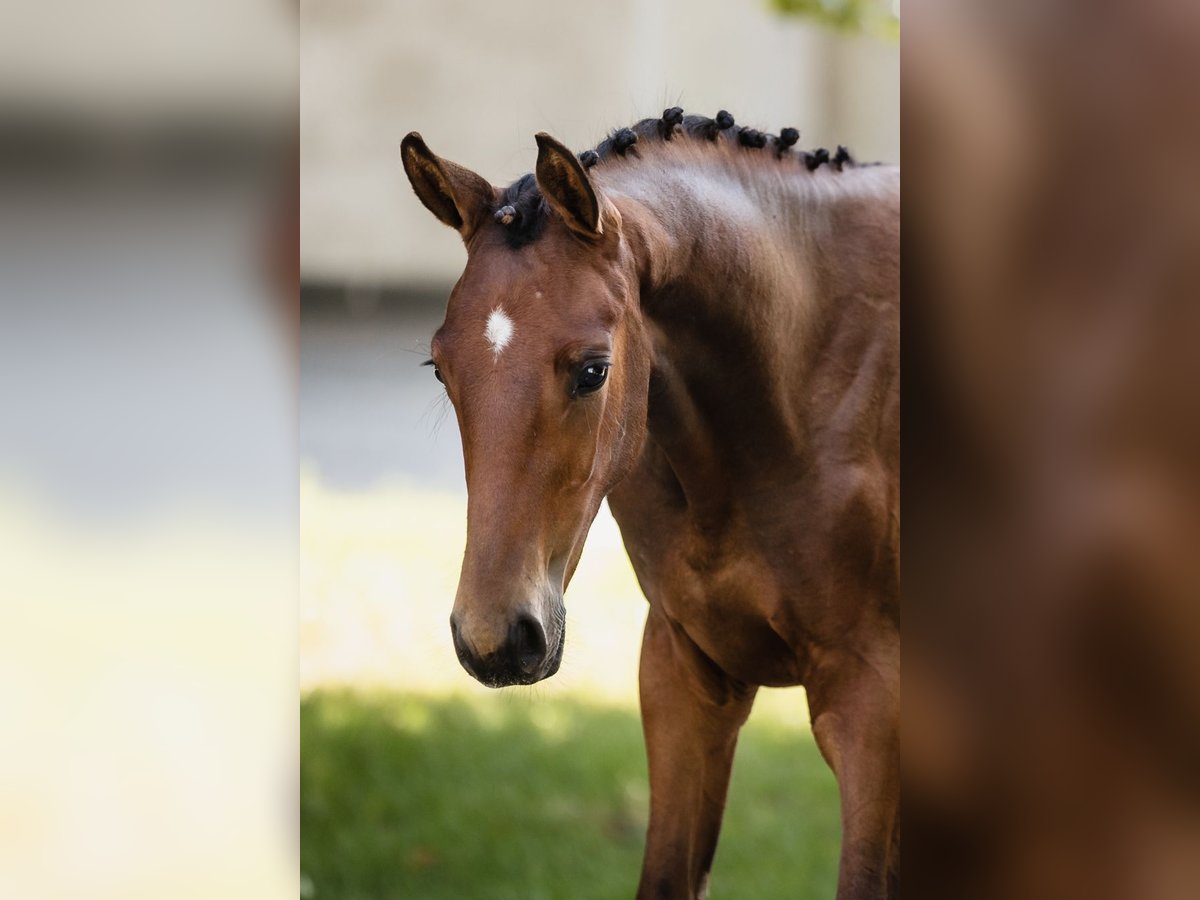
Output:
[{"xmin": 496, "ymin": 108, "xmax": 864, "ymax": 248}]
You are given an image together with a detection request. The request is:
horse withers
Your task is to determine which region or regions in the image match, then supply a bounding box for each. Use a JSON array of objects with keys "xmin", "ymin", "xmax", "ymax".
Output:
[{"xmin": 401, "ymin": 109, "xmax": 899, "ymax": 899}]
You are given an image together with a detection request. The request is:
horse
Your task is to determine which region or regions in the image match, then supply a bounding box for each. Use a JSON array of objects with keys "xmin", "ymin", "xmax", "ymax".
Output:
[{"xmin": 400, "ymin": 108, "xmax": 899, "ymax": 899}]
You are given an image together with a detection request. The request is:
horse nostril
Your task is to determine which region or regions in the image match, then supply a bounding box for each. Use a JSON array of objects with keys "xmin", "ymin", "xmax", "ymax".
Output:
[{"xmin": 510, "ymin": 614, "xmax": 547, "ymax": 676}]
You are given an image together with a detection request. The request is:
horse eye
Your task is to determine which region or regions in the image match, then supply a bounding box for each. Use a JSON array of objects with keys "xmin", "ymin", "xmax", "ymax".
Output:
[
  {"xmin": 432, "ymin": 366, "xmax": 444, "ymax": 384},
  {"xmin": 574, "ymin": 362, "xmax": 609, "ymax": 396}
]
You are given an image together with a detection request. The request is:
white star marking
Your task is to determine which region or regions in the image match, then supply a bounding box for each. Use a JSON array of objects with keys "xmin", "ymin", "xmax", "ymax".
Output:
[{"xmin": 485, "ymin": 307, "xmax": 514, "ymax": 358}]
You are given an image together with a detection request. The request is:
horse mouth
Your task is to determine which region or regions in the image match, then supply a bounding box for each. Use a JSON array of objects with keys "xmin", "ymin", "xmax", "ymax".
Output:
[{"xmin": 541, "ymin": 632, "xmax": 565, "ymax": 680}]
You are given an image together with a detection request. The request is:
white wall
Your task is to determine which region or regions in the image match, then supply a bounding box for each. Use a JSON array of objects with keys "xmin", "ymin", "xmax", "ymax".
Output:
[{"xmin": 300, "ymin": 0, "xmax": 899, "ymax": 286}]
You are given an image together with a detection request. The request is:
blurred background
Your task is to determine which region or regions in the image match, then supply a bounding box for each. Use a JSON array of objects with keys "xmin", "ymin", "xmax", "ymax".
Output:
[
  {"xmin": 300, "ymin": 1, "xmax": 897, "ymax": 898},
  {"xmin": 4, "ymin": 0, "xmax": 1198, "ymax": 898}
]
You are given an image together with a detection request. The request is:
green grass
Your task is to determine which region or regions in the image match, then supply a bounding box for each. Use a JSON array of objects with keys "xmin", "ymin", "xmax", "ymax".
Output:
[{"xmin": 301, "ymin": 689, "xmax": 840, "ymax": 899}]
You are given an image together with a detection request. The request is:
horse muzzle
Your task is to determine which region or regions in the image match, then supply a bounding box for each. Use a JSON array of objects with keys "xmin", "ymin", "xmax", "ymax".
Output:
[{"xmin": 449, "ymin": 609, "xmax": 565, "ymax": 687}]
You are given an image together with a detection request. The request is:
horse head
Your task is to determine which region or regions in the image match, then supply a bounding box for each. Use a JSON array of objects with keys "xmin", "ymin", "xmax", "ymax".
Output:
[{"xmin": 402, "ymin": 131, "xmax": 651, "ymax": 686}]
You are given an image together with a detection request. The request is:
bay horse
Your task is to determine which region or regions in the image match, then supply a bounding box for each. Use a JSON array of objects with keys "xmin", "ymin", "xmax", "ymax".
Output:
[{"xmin": 400, "ymin": 108, "xmax": 899, "ymax": 899}]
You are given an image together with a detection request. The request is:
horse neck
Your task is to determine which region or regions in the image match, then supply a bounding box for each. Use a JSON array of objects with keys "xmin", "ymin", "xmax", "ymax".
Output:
[
  {"xmin": 603, "ymin": 150, "xmax": 897, "ymax": 319},
  {"xmin": 601, "ymin": 154, "xmax": 899, "ymax": 507}
]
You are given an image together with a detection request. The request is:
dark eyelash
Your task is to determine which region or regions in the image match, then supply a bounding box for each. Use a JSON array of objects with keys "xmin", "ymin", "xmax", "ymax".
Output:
[{"xmin": 420, "ymin": 358, "xmax": 436, "ymax": 367}]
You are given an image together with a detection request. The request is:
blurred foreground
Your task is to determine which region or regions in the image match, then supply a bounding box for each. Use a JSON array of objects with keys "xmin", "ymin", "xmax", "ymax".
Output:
[{"xmin": 904, "ymin": 1, "xmax": 1200, "ymax": 897}]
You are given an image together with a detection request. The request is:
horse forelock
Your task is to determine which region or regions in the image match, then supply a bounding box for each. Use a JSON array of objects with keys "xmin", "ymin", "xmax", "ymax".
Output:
[{"xmin": 496, "ymin": 173, "xmax": 550, "ymax": 249}]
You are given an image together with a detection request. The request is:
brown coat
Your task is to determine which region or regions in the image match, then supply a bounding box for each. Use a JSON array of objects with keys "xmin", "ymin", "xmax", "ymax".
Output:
[{"xmin": 402, "ymin": 112, "xmax": 899, "ymax": 899}]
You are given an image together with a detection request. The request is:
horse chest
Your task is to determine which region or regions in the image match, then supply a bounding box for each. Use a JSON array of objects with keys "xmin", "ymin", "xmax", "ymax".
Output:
[
  {"xmin": 613, "ymin": 505, "xmax": 809, "ymax": 686},
  {"xmin": 674, "ymin": 557, "xmax": 807, "ymax": 686}
]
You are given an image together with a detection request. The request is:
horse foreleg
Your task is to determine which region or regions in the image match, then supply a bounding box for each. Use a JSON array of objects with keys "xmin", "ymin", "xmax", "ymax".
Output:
[
  {"xmin": 636, "ymin": 605, "xmax": 757, "ymax": 900},
  {"xmin": 808, "ymin": 643, "xmax": 901, "ymax": 900}
]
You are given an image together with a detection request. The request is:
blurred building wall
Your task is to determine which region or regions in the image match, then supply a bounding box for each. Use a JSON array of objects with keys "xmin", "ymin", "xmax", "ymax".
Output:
[{"xmin": 300, "ymin": 0, "xmax": 899, "ymax": 287}]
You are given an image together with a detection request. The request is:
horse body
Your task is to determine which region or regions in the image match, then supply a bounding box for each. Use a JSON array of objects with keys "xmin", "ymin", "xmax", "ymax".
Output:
[
  {"xmin": 401, "ymin": 111, "xmax": 899, "ymax": 899},
  {"xmin": 603, "ymin": 151, "xmax": 900, "ymax": 899}
]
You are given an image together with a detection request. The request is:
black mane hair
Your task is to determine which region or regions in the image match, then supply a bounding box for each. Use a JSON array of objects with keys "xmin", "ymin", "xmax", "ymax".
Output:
[
  {"xmin": 495, "ymin": 108, "xmax": 865, "ymax": 249},
  {"xmin": 495, "ymin": 173, "xmax": 549, "ymax": 248}
]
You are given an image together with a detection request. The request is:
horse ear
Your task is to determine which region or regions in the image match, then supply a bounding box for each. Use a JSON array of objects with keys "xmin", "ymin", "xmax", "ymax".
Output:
[
  {"xmin": 534, "ymin": 132, "xmax": 602, "ymax": 238},
  {"xmin": 401, "ymin": 132, "xmax": 495, "ymax": 239}
]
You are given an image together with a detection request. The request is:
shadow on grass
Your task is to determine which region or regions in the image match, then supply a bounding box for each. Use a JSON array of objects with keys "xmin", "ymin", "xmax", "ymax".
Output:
[{"xmin": 301, "ymin": 690, "xmax": 840, "ymax": 900}]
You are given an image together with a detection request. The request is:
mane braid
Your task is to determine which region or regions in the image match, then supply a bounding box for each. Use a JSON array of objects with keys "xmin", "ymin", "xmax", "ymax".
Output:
[{"xmin": 491, "ymin": 109, "xmax": 866, "ymax": 248}]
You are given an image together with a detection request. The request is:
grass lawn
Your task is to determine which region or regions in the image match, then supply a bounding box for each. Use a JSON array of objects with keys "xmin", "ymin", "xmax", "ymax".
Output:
[{"xmin": 301, "ymin": 689, "xmax": 840, "ymax": 900}]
